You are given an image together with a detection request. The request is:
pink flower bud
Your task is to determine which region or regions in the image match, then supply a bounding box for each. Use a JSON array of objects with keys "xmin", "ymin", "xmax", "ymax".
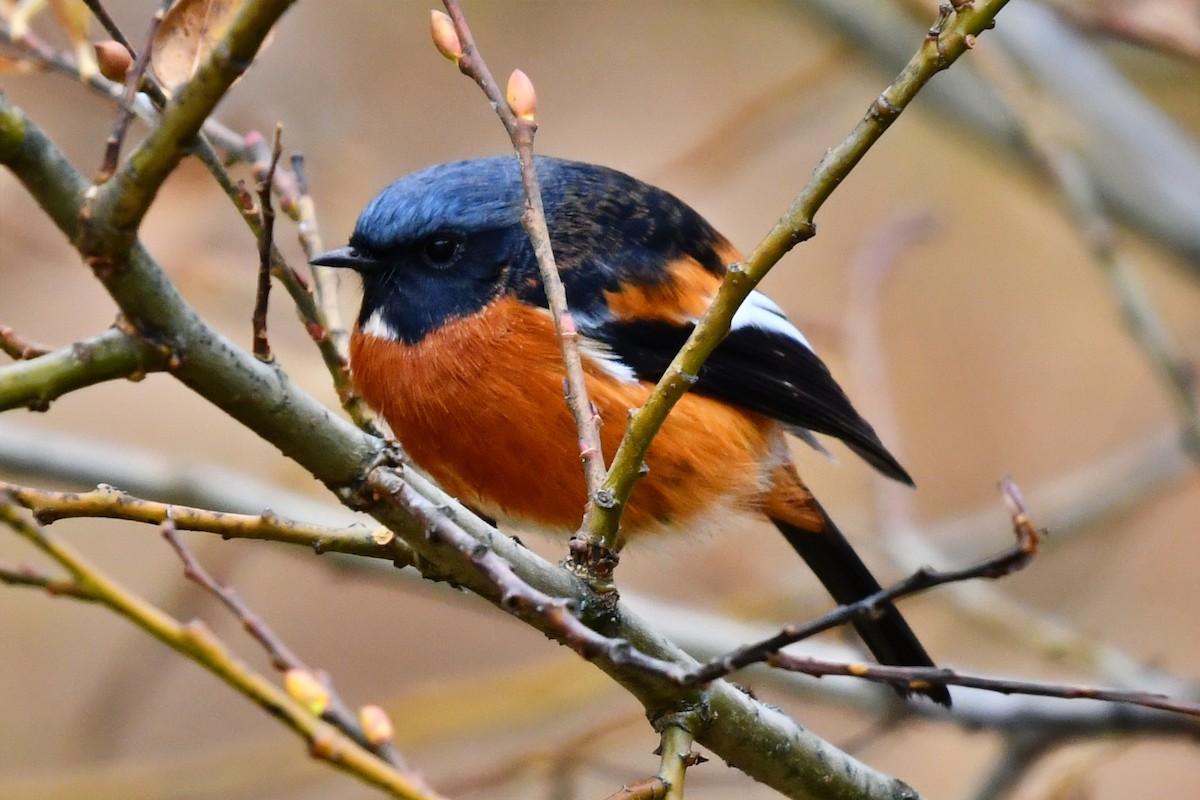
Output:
[
  {"xmin": 506, "ymin": 69, "xmax": 537, "ymax": 122},
  {"xmin": 430, "ymin": 10, "xmax": 463, "ymax": 63}
]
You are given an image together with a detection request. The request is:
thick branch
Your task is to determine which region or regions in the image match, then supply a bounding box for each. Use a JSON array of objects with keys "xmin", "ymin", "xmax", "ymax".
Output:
[
  {"xmin": 82, "ymin": 0, "xmax": 296, "ymax": 252},
  {"xmin": 0, "ymin": 92, "xmax": 916, "ymax": 800}
]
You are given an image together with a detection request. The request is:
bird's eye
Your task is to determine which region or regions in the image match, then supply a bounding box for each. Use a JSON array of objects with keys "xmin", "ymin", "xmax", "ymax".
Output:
[{"xmin": 420, "ymin": 234, "xmax": 463, "ymax": 268}]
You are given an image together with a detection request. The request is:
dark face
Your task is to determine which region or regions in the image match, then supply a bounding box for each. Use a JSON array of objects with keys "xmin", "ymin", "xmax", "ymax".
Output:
[{"xmin": 345, "ymin": 225, "xmax": 525, "ymax": 344}]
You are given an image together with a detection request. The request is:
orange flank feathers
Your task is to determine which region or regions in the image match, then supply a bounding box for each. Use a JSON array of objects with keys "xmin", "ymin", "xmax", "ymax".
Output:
[
  {"xmin": 350, "ymin": 296, "xmax": 778, "ymax": 539},
  {"xmin": 757, "ymin": 463, "xmax": 826, "ymax": 533},
  {"xmin": 603, "ymin": 256, "xmax": 723, "ymax": 325}
]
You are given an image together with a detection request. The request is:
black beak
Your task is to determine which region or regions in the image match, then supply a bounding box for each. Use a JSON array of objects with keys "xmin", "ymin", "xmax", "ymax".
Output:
[{"xmin": 309, "ymin": 246, "xmax": 380, "ymax": 271}]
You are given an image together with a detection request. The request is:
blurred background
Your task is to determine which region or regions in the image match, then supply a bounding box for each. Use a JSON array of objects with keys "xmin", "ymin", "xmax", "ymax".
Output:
[{"xmin": 2, "ymin": 1, "xmax": 1200, "ymax": 798}]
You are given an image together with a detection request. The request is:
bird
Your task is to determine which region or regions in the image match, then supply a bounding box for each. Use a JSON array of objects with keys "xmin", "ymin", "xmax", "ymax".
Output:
[{"xmin": 312, "ymin": 155, "xmax": 950, "ymax": 706}]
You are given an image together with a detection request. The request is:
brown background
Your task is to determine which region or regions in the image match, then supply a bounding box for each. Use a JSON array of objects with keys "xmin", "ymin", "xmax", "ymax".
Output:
[{"xmin": 2, "ymin": 2, "xmax": 1199, "ymax": 798}]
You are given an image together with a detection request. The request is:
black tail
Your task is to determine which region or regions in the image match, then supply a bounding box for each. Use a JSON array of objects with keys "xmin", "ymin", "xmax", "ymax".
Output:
[{"xmin": 772, "ymin": 505, "xmax": 951, "ymax": 707}]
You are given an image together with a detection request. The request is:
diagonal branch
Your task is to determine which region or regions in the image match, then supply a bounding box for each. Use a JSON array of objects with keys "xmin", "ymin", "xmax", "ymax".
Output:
[
  {"xmin": 579, "ymin": 0, "xmax": 1013, "ymax": 552},
  {"xmin": 683, "ymin": 477, "xmax": 1039, "ymax": 687},
  {"xmin": 0, "ymin": 91, "xmax": 918, "ymax": 800},
  {"xmin": 440, "ymin": 1, "xmax": 609, "ymax": 512},
  {"xmin": 161, "ymin": 520, "xmax": 415, "ymax": 771},
  {"xmin": 0, "ymin": 499, "xmax": 444, "ymax": 800}
]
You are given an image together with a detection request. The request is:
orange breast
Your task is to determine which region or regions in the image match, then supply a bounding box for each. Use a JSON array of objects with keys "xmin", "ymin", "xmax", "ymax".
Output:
[{"xmin": 350, "ymin": 295, "xmax": 777, "ymax": 540}]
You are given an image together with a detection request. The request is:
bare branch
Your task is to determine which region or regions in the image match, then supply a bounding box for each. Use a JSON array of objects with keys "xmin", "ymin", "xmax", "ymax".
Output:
[
  {"xmin": 0, "ymin": 499, "xmax": 445, "ymax": 800},
  {"xmin": 682, "ymin": 477, "xmax": 1038, "ymax": 687},
  {"xmin": 0, "ymin": 325, "xmax": 166, "ymax": 413},
  {"xmin": 160, "ymin": 519, "xmax": 415, "ymax": 772},
  {"xmin": 768, "ymin": 653, "xmax": 1200, "ymax": 717},
  {"xmin": 439, "ymin": 1, "xmax": 609, "ymax": 526},
  {"xmin": 0, "ymin": 323, "xmax": 53, "ymax": 360},
  {"xmin": 96, "ymin": 7, "xmax": 162, "ymax": 183},
  {"xmin": 580, "ymin": 0, "xmax": 1012, "ymax": 554},
  {"xmin": 0, "ymin": 480, "xmax": 410, "ymax": 564},
  {"xmin": 251, "ymin": 124, "xmax": 284, "ymax": 362}
]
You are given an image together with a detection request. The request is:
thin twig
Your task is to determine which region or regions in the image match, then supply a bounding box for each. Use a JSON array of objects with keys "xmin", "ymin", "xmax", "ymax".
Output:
[
  {"xmin": 97, "ymin": 7, "xmax": 162, "ymax": 183},
  {"xmin": 682, "ymin": 477, "xmax": 1039, "ymax": 686},
  {"xmin": 0, "ymin": 323, "xmax": 53, "ymax": 360},
  {"xmin": 0, "ymin": 480, "xmax": 412, "ymax": 564},
  {"xmin": 160, "ymin": 519, "xmax": 413, "ymax": 770},
  {"xmin": 290, "ymin": 153, "xmax": 348, "ymax": 353},
  {"xmin": 252, "ymin": 124, "xmax": 283, "ymax": 361},
  {"xmin": 0, "ymin": 561, "xmax": 93, "ymax": 599},
  {"xmin": 0, "ymin": 499, "xmax": 445, "ymax": 800},
  {"xmin": 440, "ymin": 1, "xmax": 609, "ymax": 526},
  {"xmin": 766, "ymin": 654, "xmax": 1200, "ymax": 717},
  {"xmin": 219, "ymin": 134, "xmax": 379, "ymax": 432},
  {"xmin": 82, "ymin": 0, "xmax": 134, "ymax": 52},
  {"xmin": 282, "ymin": 151, "xmax": 378, "ymax": 432},
  {"xmin": 602, "ymin": 778, "xmax": 668, "ymax": 800},
  {"xmin": 162, "ymin": 518, "xmax": 305, "ymax": 668}
]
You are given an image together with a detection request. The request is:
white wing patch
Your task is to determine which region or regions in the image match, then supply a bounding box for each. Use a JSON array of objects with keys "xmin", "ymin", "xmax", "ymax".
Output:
[
  {"xmin": 361, "ymin": 308, "xmax": 401, "ymax": 341},
  {"xmin": 730, "ymin": 290, "xmax": 812, "ymax": 351},
  {"xmin": 580, "ymin": 336, "xmax": 640, "ymax": 384}
]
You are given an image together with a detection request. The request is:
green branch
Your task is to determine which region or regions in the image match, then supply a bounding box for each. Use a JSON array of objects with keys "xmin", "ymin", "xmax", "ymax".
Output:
[
  {"xmin": 0, "ymin": 94, "xmax": 924, "ymax": 795},
  {"xmin": 84, "ymin": 0, "xmax": 298, "ymax": 252},
  {"xmin": 0, "ymin": 96, "xmax": 377, "ymax": 488},
  {"xmin": 0, "ymin": 3, "xmax": 1009, "ymax": 795},
  {"xmin": 581, "ymin": 0, "xmax": 1012, "ymax": 549},
  {"xmin": 0, "ymin": 326, "xmax": 166, "ymax": 412}
]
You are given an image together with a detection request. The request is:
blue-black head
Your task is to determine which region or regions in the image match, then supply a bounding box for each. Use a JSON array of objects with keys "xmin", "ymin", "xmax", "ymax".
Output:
[{"xmin": 311, "ymin": 156, "xmax": 730, "ymax": 344}]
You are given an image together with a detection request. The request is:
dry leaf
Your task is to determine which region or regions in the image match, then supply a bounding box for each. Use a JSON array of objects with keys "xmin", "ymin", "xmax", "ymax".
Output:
[{"xmin": 150, "ymin": 0, "xmax": 246, "ymax": 94}]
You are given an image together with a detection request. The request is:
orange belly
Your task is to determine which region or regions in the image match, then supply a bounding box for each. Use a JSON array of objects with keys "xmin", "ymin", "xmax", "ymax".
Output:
[{"xmin": 350, "ymin": 296, "xmax": 777, "ymax": 539}]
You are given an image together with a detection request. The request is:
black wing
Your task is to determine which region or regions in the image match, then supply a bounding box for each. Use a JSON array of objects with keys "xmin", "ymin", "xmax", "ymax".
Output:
[{"xmin": 590, "ymin": 313, "xmax": 914, "ymax": 485}]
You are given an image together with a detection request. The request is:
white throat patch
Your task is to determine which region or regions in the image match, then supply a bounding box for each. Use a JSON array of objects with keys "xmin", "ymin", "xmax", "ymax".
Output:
[{"xmin": 361, "ymin": 308, "xmax": 401, "ymax": 341}]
